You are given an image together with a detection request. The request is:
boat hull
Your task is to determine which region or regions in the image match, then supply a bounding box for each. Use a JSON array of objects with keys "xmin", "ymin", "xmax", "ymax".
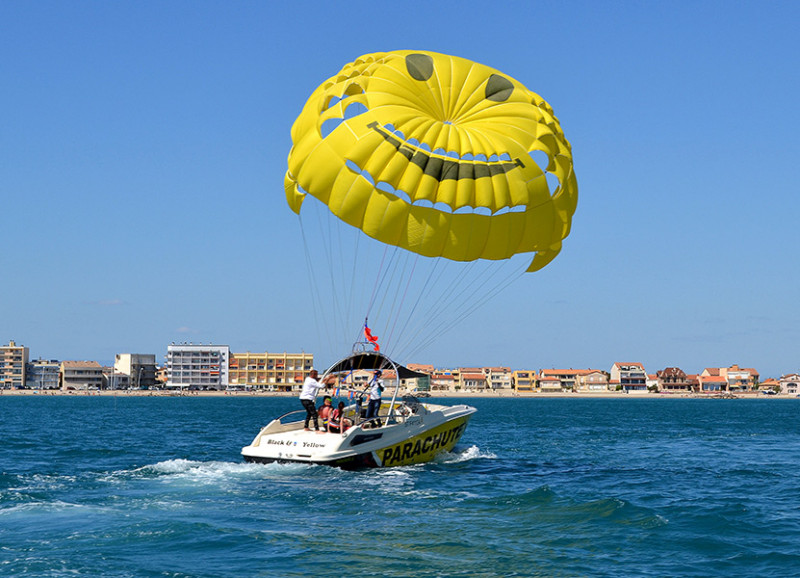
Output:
[{"xmin": 242, "ymin": 404, "xmax": 474, "ymax": 470}]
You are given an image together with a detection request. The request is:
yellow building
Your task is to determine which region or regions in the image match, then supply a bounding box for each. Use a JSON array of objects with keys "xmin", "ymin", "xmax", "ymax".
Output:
[
  {"xmin": 228, "ymin": 352, "xmax": 314, "ymax": 392},
  {"xmin": 1, "ymin": 340, "xmax": 29, "ymax": 389},
  {"xmin": 512, "ymin": 370, "xmax": 537, "ymax": 392}
]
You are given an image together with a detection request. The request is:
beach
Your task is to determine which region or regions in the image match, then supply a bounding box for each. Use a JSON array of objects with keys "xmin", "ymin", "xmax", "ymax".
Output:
[{"xmin": 2, "ymin": 388, "xmax": 795, "ymax": 399}]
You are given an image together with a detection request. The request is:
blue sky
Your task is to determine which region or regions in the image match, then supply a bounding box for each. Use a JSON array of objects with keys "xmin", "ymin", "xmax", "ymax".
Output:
[{"xmin": 2, "ymin": 1, "xmax": 798, "ymax": 377}]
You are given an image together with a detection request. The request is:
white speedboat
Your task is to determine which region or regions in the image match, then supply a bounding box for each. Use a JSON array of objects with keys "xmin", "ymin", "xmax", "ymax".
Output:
[{"xmin": 241, "ymin": 352, "xmax": 476, "ymax": 469}]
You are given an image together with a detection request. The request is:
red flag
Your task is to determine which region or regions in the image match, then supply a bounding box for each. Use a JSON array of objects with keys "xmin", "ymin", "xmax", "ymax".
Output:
[{"xmin": 364, "ymin": 325, "xmax": 380, "ymax": 351}]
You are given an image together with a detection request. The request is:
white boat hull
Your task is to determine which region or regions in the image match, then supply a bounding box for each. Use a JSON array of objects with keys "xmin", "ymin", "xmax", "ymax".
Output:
[{"xmin": 242, "ymin": 401, "xmax": 475, "ymax": 469}]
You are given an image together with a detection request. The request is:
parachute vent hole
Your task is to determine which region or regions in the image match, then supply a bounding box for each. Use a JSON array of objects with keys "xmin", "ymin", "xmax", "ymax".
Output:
[
  {"xmin": 473, "ymin": 207, "xmax": 492, "ymax": 216},
  {"xmin": 433, "ymin": 202, "xmax": 453, "ymax": 213},
  {"xmin": 446, "ymin": 151, "xmax": 459, "ymax": 159},
  {"xmin": 345, "ymin": 159, "xmax": 374, "ymax": 185},
  {"xmin": 324, "ymin": 95, "xmax": 341, "ymax": 111},
  {"xmin": 453, "ymin": 206, "xmax": 474, "ymax": 215},
  {"xmin": 376, "ymin": 182, "xmax": 412, "ymax": 204},
  {"xmin": 344, "ymin": 102, "xmax": 368, "ymax": 119},
  {"xmin": 545, "ymin": 173, "xmax": 560, "ymax": 195},
  {"xmin": 529, "ymin": 150, "xmax": 550, "ymax": 172},
  {"xmin": 492, "ymin": 205, "xmax": 527, "ymax": 216},
  {"xmin": 474, "ymin": 153, "xmax": 487, "ymax": 162},
  {"xmin": 321, "ymin": 117, "xmax": 343, "ymax": 138},
  {"xmin": 488, "ymin": 154, "xmax": 499, "ymax": 162},
  {"xmin": 413, "ymin": 199, "xmax": 434, "ymax": 208}
]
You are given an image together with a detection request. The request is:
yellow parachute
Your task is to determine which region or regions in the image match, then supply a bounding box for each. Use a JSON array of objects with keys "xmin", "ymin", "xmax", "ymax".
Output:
[{"xmin": 285, "ymin": 50, "xmax": 577, "ymax": 273}]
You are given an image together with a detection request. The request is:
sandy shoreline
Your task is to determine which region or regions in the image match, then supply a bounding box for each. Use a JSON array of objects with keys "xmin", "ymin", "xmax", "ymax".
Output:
[{"xmin": 1, "ymin": 389, "xmax": 796, "ymax": 400}]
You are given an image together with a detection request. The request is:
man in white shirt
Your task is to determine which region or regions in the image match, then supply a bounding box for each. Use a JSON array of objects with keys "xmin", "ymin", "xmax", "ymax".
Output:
[
  {"xmin": 365, "ymin": 370, "xmax": 384, "ymax": 427},
  {"xmin": 300, "ymin": 369, "xmax": 331, "ymax": 431}
]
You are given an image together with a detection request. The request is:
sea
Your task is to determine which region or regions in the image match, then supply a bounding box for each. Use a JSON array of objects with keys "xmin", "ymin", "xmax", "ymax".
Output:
[{"xmin": 1, "ymin": 396, "xmax": 799, "ymax": 577}]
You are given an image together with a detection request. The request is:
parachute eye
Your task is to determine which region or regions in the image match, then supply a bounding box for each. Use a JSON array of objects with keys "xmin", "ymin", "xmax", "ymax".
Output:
[
  {"xmin": 485, "ymin": 74, "xmax": 514, "ymax": 102},
  {"xmin": 405, "ymin": 53, "xmax": 434, "ymax": 81}
]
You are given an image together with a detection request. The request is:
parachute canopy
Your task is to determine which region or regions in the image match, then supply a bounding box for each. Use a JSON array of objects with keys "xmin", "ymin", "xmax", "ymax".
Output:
[{"xmin": 285, "ymin": 50, "xmax": 578, "ymax": 272}]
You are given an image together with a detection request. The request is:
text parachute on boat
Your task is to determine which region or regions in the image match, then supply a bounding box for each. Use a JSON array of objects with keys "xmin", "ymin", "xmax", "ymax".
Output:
[{"xmin": 284, "ymin": 50, "xmax": 578, "ymax": 361}]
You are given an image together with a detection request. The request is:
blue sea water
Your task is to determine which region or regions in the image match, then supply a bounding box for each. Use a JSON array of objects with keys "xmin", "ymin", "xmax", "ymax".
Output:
[{"xmin": 1, "ymin": 396, "xmax": 799, "ymax": 577}]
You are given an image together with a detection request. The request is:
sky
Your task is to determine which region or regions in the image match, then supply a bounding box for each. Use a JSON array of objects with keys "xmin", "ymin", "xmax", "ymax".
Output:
[{"xmin": 1, "ymin": 1, "xmax": 798, "ymax": 377}]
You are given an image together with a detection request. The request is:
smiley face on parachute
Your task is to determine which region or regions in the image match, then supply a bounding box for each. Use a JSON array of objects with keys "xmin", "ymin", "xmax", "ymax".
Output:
[{"xmin": 285, "ymin": 50, "xmax": 577, "ymax": 272}]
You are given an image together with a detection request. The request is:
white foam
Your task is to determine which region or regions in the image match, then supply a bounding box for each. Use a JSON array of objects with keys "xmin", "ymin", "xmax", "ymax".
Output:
[{"xmin": 436, "ymin": 444, "xmax": 497, "ymax": 463}]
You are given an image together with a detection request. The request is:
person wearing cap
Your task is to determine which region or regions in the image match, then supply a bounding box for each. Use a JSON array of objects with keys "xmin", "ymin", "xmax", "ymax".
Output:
[
  {"xmin": 317, "ymin": 395, "xmax": 334, "ymax": 430},
  {"xmin": 365, "ymin": 369, "xmax": 384, "ymax": 427},
  {"xmin": 300, "ymin": 370, "xmax": 332, "ymax": 431}
]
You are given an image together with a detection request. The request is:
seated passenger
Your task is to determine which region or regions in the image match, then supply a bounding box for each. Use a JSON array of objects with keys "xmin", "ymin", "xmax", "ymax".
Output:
[
  {"xmin": 317, "ymin": 396, "xmax": 333, "ymax": 430},
  {"xmin": 328, "ymin": 401, "xmax": 352, "ymax": 433}
]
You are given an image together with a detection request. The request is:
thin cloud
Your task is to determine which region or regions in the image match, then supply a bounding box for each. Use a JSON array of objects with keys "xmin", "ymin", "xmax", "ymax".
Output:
[{"xmin": 87, "ymin": 299, "xmax": 127, "ymax": 306}]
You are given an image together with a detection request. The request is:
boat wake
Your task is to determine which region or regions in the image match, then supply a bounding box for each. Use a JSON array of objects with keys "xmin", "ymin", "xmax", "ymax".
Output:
[
  {"xmin": 436, "ymin": 444, "xmax": 497, "ymax": 463},
  {"xmin": 104, "ymin": 458, "xmax": 317, "ymax": 485}
]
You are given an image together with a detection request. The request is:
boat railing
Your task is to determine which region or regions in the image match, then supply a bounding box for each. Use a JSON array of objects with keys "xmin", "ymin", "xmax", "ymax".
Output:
[
  {"xmin": 259, "ymin": 400, "xmax": 424, "ymax": 438},
  {"xmin": 273, "ymin": 409, "xmax": 308, "ymax": 424}
]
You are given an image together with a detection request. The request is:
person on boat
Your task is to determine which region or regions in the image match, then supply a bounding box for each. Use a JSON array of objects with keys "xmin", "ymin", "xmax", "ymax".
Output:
[
  {"xmin": 300, "ymin": 370, "xmax": 332, "ymax": 431},
  {"xmin": 328, "ymin": 401, "xmax": 352, "ymax": 433},
  {"xmin": 365, "ymin": 370, "xmax": 384, "ymax": 427},
  {"xmin": 317, "ymin": 396, "xmax": 333, "ymax": 430}
]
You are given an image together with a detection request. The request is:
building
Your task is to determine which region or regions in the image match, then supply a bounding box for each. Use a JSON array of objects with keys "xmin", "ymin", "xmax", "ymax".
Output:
[
  {"xmin": 103, "ymin": 367, "xmax": 130, "ymax": 390},
  {"xmin": 431, "ymin": 370, "xmax": 455, "ymax": 392},
  {"xmin": 656, "ymin": 367, "xmax": 693, "ymax": 393},
  {"xmin": 484, "ymin": 367, "xmax": 512, "ymax": 390},
  {"xmin": 725, "ymin": 364, "xmax": 759, "ymax": 391},
  {"xmin": 779, "ymin": 373, "xmax": 799, "ymax": 395},
  {"xmin": 166, "ymin": 344, "xmax": 230, "ymax": 390},
  {"xmin": 405, "ymin": 363, "xmax": 433, "ymax": 392},
  {"xmin": 114, "ymin": 353, "xmax": 157, "ymax": 389},
  {"xmin": 574, "ymin": 370, "xmax": 609, "ymax": 392},
  {"xmin": 1, "ymin": 340, "xmax": 29, "ymax": 389},
  {"xmin": 540, "ymin": 369, "xmax": 583, "ymax": 392},
  {"xmin": 26, "ymin": 358, "xmax": 60, "ymax": 389},
  {"xmin": 227, "ymin": 351, "xmax": 313, "ymax": 391},
  {"xmin": 538, "ymin": 372, "xmax": 564, "ymax": 392},
  {"xmin": 459, "ymin": 368, "xmax": 486, "ymax": 390},
  {"xmin": 701, "ymin": 365, "xmax": 760, "ymax": 392},
  {"xmin": 610, "ymin": 362, "xmax": 648, "ymax": 392},
  {"xmin": 698, "ymin": 373, "xmax": 726, "ymax": 392},
  {"xmin": 512, "ymin": 370, "xmax": 536, "ymax": 392},
  {"xmin": 60, "ymin": 360, "xmax": 103, "ymax": 390}
]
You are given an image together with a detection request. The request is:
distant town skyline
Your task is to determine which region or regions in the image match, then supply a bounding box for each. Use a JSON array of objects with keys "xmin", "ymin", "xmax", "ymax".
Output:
[{"xmin": 2, "ymin": 2, "xmax": 798, "ymax": 377}]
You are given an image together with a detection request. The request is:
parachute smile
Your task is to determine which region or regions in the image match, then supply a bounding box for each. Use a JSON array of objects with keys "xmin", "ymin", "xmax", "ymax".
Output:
[{"xmin": 367, "ymin": 121, "xmax": 525, "ymax": 182}]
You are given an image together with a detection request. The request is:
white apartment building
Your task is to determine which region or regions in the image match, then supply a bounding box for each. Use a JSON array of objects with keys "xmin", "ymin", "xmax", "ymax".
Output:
[
  {"xmin": 114, "ymin": 353, "xmax": 157, "ymax": 389},
  {"xmin": 166, "ymin": 344, "xmax": 230, "ymax": 390}
]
